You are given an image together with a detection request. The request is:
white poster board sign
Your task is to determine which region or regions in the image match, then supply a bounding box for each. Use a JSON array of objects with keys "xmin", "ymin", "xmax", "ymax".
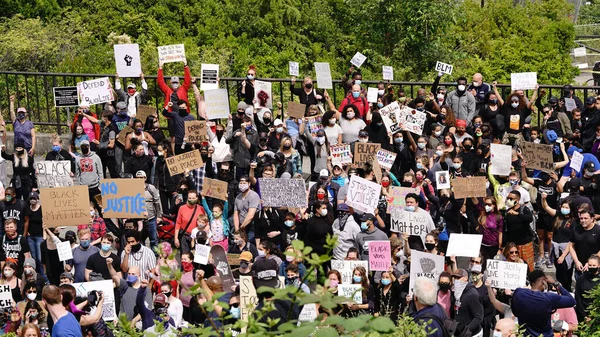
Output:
[
  {"xmin": 239, "ymin": 276, "xmax": 258, "ymax": 322},
  {"xmin": 204, "ymin": 89, "xmax": 230, "ymax": 119},
  {"xmin": 338, "ymin": 284, "xmax": 362, "ymax": 303},
  {"xmin": 378, "ymin": 101, "xmax": 402, "ymax": 134},
  {"xmin": 114, "ymin": 44, "xmax": 142, "ymax": 78},
  {"xmin": 72, "ymin": 280, "xmax": 117, "ymax": 321},
  {"xmin": 0, "ymin": 285, "xmax": 13, "ymax": 308},
  {"xmin": 345, "ymin": 175, "xmax": 381, "ymax": 214},
  {"xmin": 289, "ymin": 62, "xmax": 300, "ymax": 76},
  {"xmin": 398, "ymin": 108, "xmax": 427, "ymax": 135},
  {"xmin": 435, "ymin": 171, "xmax": 450, "ymax": 190},
  {"xmin": 446, "ymin": 234, "xmax": 483, "ymax": 257},
  {"xmin": 390, "ymin": 208, "xmax": 432, "ymax": 241},
  {"xmin": 77, "ymin": 77, "xmax": 114, "ymax": 106},
  {"xmin": 157, "ymin": 44, "xmax": 186, "ymax": 65},
  {"xmin": 57, "ymin": 241, "xmax": 73, "ymax": 262},
  {"xmin": 350, "ymin": 52, "xmax": 367, "ymax": 68},
  {"xmin": 510, "ymin": 72, "xmax": 537, "ymax": 91},
  {"xmin": 490, "ymin": 144, "xmax": 512, "ymax": 176},
  {"xmin": 35, "ymin": 161, "xmax": 73, "ymax": 188},
  {"xmin": 564, "ymin": 98, "xmax": 576, "ymax": 112},
  {"xmin": 435, "ymin": 61, "xmax": 453, "ymax": 75},
  {"xmin": 253, "ymin": 80, "xmax": 273, "ymax": 108},
  {"xmin": 194, "ymin": 244, "xmax": 210, "ymax": 265},
  {"xmin": 574, "ymin": 47, "xmax": 587, "ymax": 57},
  {"xmin": 382, "ymin": 66, "xmax": 393, "ymax": 81},
  {"xmin": 367, "ymin": 87, "xmax": 379, "ymax": 103},
  {"xmin": 486, "ymin": 259, "xmax": 528, "ymax": 290},
  {"xmin": 330, "ymin": 260, "xmax": 369, "ymax": 284},
  {"xmin": 409, "ymin": 250, "xmax": 445, "ymax": 294},
  {"xmin": 314, "ymin": 62, "xmax": 333, "ymax": 89},
  {"xmin": 200, "ymin": 64, "xmax": 219, "ymax": 91},
  {"xmin": 298, "ymin": 303, "xmax": 318, "ymax": 323},
  {"xmin": 570, "ymin": 151, "xmax": 584, "ymax": 172}
]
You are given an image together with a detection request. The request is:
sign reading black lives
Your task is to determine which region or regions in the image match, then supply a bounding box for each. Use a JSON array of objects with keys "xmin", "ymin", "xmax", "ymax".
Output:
[{"xmin": 53, "ymin": 86, "xmax": 79, "ymax": 107}]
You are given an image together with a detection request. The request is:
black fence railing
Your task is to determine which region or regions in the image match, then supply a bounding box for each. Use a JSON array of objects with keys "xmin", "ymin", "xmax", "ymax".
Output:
[{"xmin": 1, "ymin": 70, "xmax": 599, "ymax": 134}]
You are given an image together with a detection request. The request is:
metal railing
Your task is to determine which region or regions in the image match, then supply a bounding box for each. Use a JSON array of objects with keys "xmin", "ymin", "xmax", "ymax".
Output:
[{"xmin": 1, "ymin": 70, "xmax": 599, "ymax": 134}]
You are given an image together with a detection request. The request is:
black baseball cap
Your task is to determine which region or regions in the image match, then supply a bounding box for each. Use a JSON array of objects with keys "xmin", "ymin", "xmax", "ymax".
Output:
[{"xmin": 253, "ymin": 258, "xmax": 279, "ymax": 289}]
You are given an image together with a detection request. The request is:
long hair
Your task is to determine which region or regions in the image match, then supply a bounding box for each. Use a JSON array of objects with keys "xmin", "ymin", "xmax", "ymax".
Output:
[
  {"xmin": 315, "ymin": 130, "xmax": 330, "ymax": 158},
  {"xmin": 478, "ymin": 197, "xmax": 502, "ymax": 229},
  {"xmin": 440, "ymin": 105, "xmax": 456, "ymax": 127},
  {"xmin": 553, "ymin": 200, "xmax": 575, "ymax": 230},
  {"xmin": 353, "ymin": 265, "xmax": 369, "ymax": 301}
]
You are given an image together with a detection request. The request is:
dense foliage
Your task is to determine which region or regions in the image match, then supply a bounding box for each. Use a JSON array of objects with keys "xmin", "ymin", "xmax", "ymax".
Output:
[{"xmin": 0, "ymin": 0, "xmax": 577, "ymax": 84}]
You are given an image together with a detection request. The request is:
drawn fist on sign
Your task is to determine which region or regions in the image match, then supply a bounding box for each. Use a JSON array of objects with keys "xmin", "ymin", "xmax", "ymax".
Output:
[
  {"xmin": 420, "ymin": 258, "xmax": 435, "ymax": 273},
  {"xmin": 124, "ymin": 55, "xmax": 133, "ymax": 66}
]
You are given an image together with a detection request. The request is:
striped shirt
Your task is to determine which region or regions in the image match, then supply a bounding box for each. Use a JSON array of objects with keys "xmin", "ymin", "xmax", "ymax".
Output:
[{"xmin": 121, "ymin": 245, "xmax": 156, "ymax": 280}]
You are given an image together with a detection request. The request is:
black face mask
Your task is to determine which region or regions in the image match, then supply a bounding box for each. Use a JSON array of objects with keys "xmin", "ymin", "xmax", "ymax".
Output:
[
  {"xmin": 131, "ymin": 243, "xmax": 142, "ymax": 253},
  {"xmin": 81, "ymin": 146, "xmax": 90, "ymax": 155},
  {"xmin": 216, "ymin": 130, "xmax": 224, "ymax": 138},
  {"xmin": 425, "ymin": 243, "xmax": 436, "ymax": 251},
  {"xmin": 589, "ymin": 267, "xmax": 599, "ymax": 275},
  {"xmin": 163, "ymin": 291, "xmax": 172, "ymax": 298},
  {"xmin": 438, "ymin": 283, "xmax": 451, "ymax": 292},
  {"xmin": 178, "ymin": 108, "xmax": 187, "ymax": 116},
  {"xmin": 463, "ymin": 144, "xmax": 472, "ymax": 151},
  {"xmin": 305, "ymin": 83, "xmax": 313, "ymax": 89},
  {"xmin": 440, "ymin": 195, "xmax": 450, "ymax": 204},
  {"xmin": 16, "ymin": 149, "xmax": 25, "ymax": 156},
  {"xmin": 283, "ymin": 144, "xmax": 291, "ymax": 150},
  {"xmin": 401, "ymin": 181, "xmax": 412, "ymax": 187},
  {"xmin": 201, "ymin": 153, "xmax": 208, "ymax": 161},
  {"xmin": 263, "ymin": 118, "xmax": 271, "ymax": 125}
]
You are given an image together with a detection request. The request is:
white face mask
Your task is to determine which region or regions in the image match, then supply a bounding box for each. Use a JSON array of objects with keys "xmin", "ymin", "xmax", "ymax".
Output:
[
  {"xmin": 395, "ymin": 250, "xmax": 404, "ymax": 258},
  {"xmin": 505, "ymin": 199, "xmax": 516, "ymax": 208},
  {"xmin": 511, "ymin": 102, "xmax": 519, "ymax": 108},
  {"xmin": 492, "ymin": 331, "xmax": 502, "ymax": 337},
  {"xmin": 27, "ymin": 293, "xmax": 37, "ymax": 301},
  {"xmin": 434, "ymin": 131, "xmax": 442, "ymax": 137},
  {"xmin": 378, "ymin": 90, "xmax": 385, "ymax": 96},
  {"xmin": 437, "ymin": 94, "xmax": 444, "ymax": 100},
  {"xmin": 257, "ymin": 250, "xmax": 266, "ymax": 257},
  {"xmin": 317, "ymin": 136, "xmax": 326, "ymax": 144},
  {"xmin": 533, "ymin": 139, "xmax": 541, "ymax": 144},
  {"xmin": 346, "ymin": 112, "xmax": 355, "ymax": 119},
  {"xmin": 458, "ymin": 85, "xmax": 466, "ymax": 91},
  {"xmin": 320, "ymin": 209, "xmax": 328, "ymax": 216},
  {"xmin": 485, "ymin": 205, "xmax": 493, "ymax": 213},
  {"xmin": 329, "ymin": 118, "xmax": 337, "ymax": 125}
]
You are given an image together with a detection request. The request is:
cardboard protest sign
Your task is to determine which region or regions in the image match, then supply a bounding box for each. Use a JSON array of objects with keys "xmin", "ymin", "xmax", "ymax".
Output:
[
  {"xmin": 451, "ymin": 176, "xmax": 487, "ymax": 199},
  {"xmin": 306, "ymin": 115, "xmax": 323, "ymax": 137},
  {"xmin": 289, "ymin": 61, "xmax": 299, "ymax": 76},
  {"xmin": 77, "ymin": 77, "xmax": 114, "ymax": 106},
  {"xmin": 287, "ymin": 101, "xmax": 306, "ymax": 119},
  {"xmin": 258, "ymin": 178, "xmax": 307, "ymax": 208},
  {"xmin": 486, "ymin": 259, "xmax": 527, "ymax": 290},
  {"xmin": 200, "ymin": 63, "xmax": 219, "ymax": 91},
  {"xmin": 314, "ymin": 62, "xmax": 333, "ymax": 89},
  {"xmin": 570, "ymin": 151, "xmax": 584, "ymax": 172},
  {"xmin": 350, "ymin": 52, "xmax": 367, "ymax": 68},
  {"xmin": 338, "ymin": 284, "xmax": 362, "ymax": 303},
  {"xmin": 490, "ymin": 144, "xmax": 512, "ymax": 176},
  {"xmin": 100, "ymin": 179, "xmax": 146, "ymax": 218},
  {"xmin": 157, "ymin": 44, "xmax": 186, "ymax": 65},
  {"xmin": 386, "ymin": 186, "xmax": 420, "ymax": 213},
  {"xmin": 378, "ymin": 102, "xmax": 402, "ymax": 134},
  {"xmin": 330, "ymin": 144, "xmax": 352, "ymax": 167},
  {"xmin": 201, "ymin": 178, "xmax": 228, "ymax": 201},
  {"xmin": 73, "ymin": 280, "xmax": 117, "ymax": 320},
  {"xmin": 227, "ymin": 254, "xmax": 240, "ymax": 266},
  {"xmin": 521, "ymin": 142, "xmax": 554, "ymax": 172},
  {"xmin": 53, "ymin": 86, "xmax": 78, "ymax": 108},
  {"xmin": 35, "ymin": 161, "xmax": 73, "ymax": 188},
  {"xmin": 0, "ymin": 285, "xmax": 13, "ymax": 308},
  {"xmin": 382, "ymin": 66, "xmax": 393, "ymax": 81},
  {"xmin": 446, "ymin": 233, "xmax": 483, "ymax": 257},
  {"xmin": 354, "ymin": 142, "xmax": 381, "ymax": 167},
  {"xmin": 435, "ymin": 61, "xmax": 453, "ymax": 75},
  {"xmin": 40, "ymin": 185, "xmax": 90, "ymax": 227},
  {"xmin": 114, "ymin": 44, "xmax": 141, "ymax": 78},
  {"xmin": 194, "ymin": 244, "xmax": 210, "ymax": 264},
  {"xmin": 367, "ymin": 87, "xmax": 379, "ymax": 103},
  {"xmin": 116, "ymin": 126, "xmax": 134, "ymax": 146},
  {"xmin": 409, "ymin": 250, "xmax": 445, "ymax": 293},
  {"xmin": 253, "ymin": 80, "xmax": 273, "ymax": 108},
  {"xmin": 435, "ymin": 171, "xmax": 450, "ymax": 190},
  {"xmin": 376, "ymin": 149, "xmax": 396, "ymax": 170},
  {"xmin": 398, "ymin": 107, "xmax": 427, "ymax": 135},
  {"xmin": 166, "ymin": 150, "xmax": 204, "ymax": 176},
  {"xmin": 565, "ymin": 98, "xmax": 576, "ymax": 112},
  {"xmin": 345, "ymin": 175, "xmax": 381, "ymax": 214},
  {"xmin": 330, "ymin": 260, "xmax": 369, "ymax": 284},
  {"xmin": 574, "ymin": 47, "xmax": 587, "ymax": 57},
  {"xmin": 204, "ymin": 89, "xmax": 230, "ymax": 120},
  {"xmin": 373, "ymin": 159, "xmax": 382, "ymax": 183},
  {"xmin": 511, "ymin": 72, "xmax": 537, "ymax": 91},
  {"xmin": 184, "ymin": 120, "xmax": 208, "ymax": 144},
  {"xmin": 240, "ymin": 275, "xmax": 258, "ymax": 321},
  {"xmin": 368, "ymin": 241, "xmax": 391, "ymax": 271},
  {"xmin": 136, "ymin": 105, "xmax": 157, "ymax": 123},
  {"xmin": 390, "ymin": 208, "xmax": 432, "ymax": 238},
  {"xmin": 57, "ymin": 241, "xmax": 73, "ymax": 262}
]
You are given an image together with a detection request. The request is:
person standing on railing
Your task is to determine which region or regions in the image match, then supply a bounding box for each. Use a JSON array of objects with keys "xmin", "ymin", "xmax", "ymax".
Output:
[
  {"xmin": 238, "ymin": 65, "xmax": 257, "ymax": 106},
  {"xmin": 9, "ymin": 95, "xmax": 36, "ymax": 156},
  {"xmin": 336, "ymin": 84, "xmax": 370, "ymax": 121},
  {"xmin": 115, "ymin": 72, "xmax": 148, "ymax": 117},
  {"xmin": 289, "ymin": 76, "xmax": 325, "ymax": 115},
  {"xmin": 341, "ymin": 66, "xmax": 366, "ymax": 96}
]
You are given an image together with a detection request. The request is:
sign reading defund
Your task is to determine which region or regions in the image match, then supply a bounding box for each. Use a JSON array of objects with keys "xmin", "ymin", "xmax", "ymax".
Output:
[{"xmin": 100, "ymin": 179, "xmax": 146, "ymax": 218}]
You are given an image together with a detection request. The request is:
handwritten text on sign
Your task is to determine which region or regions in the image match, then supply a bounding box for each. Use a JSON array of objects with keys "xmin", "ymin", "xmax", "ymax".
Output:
[
  {"xmin": 184, "ymin": 120, "xmax": 208, "ymax": 143},
  {"xmin": 240, "ymin": 276, "xmax": 258, "ymax": 322},
  {"xmin": 435, "ymin": 61, "xmax": 453, "ymax": 75},
  {"xmin": 376, "ymin": 149, "xmax": 396, "ymax": 170},
  {"xmin": 398, "ymin": 108, "xmax": 427, "ymax": 135},
  {"xmin": 451, "ymin": 176, "xmax": 487, "ymax": 199},
  {"xmin": 258, "ymin": 178, "xmax": 307, "ymax": 208},
  {"xmin": 346, "ymin": 175, "xmax": 381, "ymax": 214},
  {"xmin": 354, "ymin": 142, "xmax": 381, "ymax": 167},
  {"xmin": 378, "ymin": 101, "xmax": 402, "ymax": 134},
  {"xmin": 77, "ymin": 77, "xmax": 114, "ymax": 106},
  {"xmin": 166, "ymin": 150, "xmax": 204, "ymax": 176},
  {"xmin": 330, "ymin": 260, "xmax": 369, "ymax": 284},
  {"xmin": 368, "ymin": 241, "xmax": 391, "ymax": 271},
  {"xmin": 0, "ymin": 285, "xmax": 13, "ymax": 308},
  {"xmin": 35, "ymin": 161, "xmax": 73, "ymax": 188},
  {"xmin": 40, "ymin": 185, "xmax": 90, "ymax": 227},
  {"xmin": 338, "ymin": 284, "xmax": 362, "ymax": 304},
  {"xmin": 386, "ymin": 187, "xmax": 420, "ymax": 213},
  {"xmin": 520, "ymin": 142, "xmax": 554, "ymax": 172},
  {"xmin": 204, "ymin": 89, "xmax": 230, "ymax": 120},
  {"xmin": 330, "ymin": 144, "xmax": 352, "ymax": 167},
  {"xmin": 391, "ymin": 208, "xmax": 429, "ymax": 236},
  {"xmin": 486, "ymin": 260, "xmax": 527, "ymax": 290},
  {"xmin": 409, "ymin": 250, "xmax": 445, "ymax": 293},
  {"xmin": 201, "ymin": 178, "xmax": 228, "ymax": 201},
  {"xmin": 100, "ymin": 179, "xmax": 146, "ymax": 218},
  {"xmin": 157, "ymin": 44, "xmax": 186, "ymax": 64},
  {"xmin": 510, "ymin": 72, "xmax": 537, "ymax": 91}
]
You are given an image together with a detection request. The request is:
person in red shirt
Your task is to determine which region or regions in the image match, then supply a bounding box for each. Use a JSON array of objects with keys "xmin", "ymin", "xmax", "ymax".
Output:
[
  {"xmin": 174, "ymin": 190, "xmax": 206, "ymax": 252},
  {"xmin": 336, "ymin": 84, "xmax": 370, "ymax": 121},
  {"xmin": 157, "ymin": 62, "xmax": 192, "ymax": 112}
]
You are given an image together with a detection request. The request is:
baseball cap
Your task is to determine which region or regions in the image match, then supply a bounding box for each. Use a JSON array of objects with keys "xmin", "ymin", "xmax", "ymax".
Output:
[
  {"xmin": 586, "ymin": 96, "xmax": 596, "ymax": 105},
  {"xmin": 360, "ymin": 213, "xmax": 375, "ymax": 222},
  {"xmin": 17, "ymin": 107, "xmax": 27, "ymax": 113},
  {"xmin": 319, "ymin": 169, "xmax": 329, "ymax": 178},
  {"xmin": 80, "ymin": 139, "xmax": 90, "ymax": 146},
  {"xmin": 240, "ymin": 251, "xmax": 253, "ymax": 262},
  {"xmin": 253, "ymin": 258, "xmax": 279, "ymax": 288},
  {"xmin": 154, "ymin": 293, "xmax": 168, "ymax": 306},
  {"xmin": 28, "ymin": 192, "xmax": 39, "ymax": 200},
  {"xmin": 127, "ymin": 83, "xmax": 136, "ymax": 89},
  {"xmin": 471, "ymin": 264, "xmax": 482, "ymax": 274},
  {"xmin": 567, "ymin": 146, "xmax": 583, "ymax": 157},
  {"xmin": 136, "ymin": 170, "xmax": 147, "ymax": 178},
  {"xmin": 528, "ymin": 269, "xmax": 546, "ymax": 283},
  {"xmin": 452, "ymin": 268, "xmax": 468, "ymax": 279},
  {"xmin": 584, "ymin": 161, "xmax": 596, "ymax": 172},
  {"xmin": 337, "ymin": 203, "xmax": 349, "ymax": 212},
  {"xmin": 60, "ymin": 272, "xmax": 74, "ymax": 281},
  {"xmin": 456, "ymin": 119, "xmax": 467, "ymax": 128},
  {"xmin": 273, "ymin": 118, "xmax": 283, "ymax": 126},
  {"xmin": 116, "ymin": 101, "xmax": 127, "ymax": 109},
  {"xmin": 170, "ymin": 76, "xmax": 180, "ymax": 83}
]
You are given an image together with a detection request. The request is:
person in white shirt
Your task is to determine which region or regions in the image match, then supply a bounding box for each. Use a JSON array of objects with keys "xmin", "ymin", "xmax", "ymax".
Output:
[{"xmin": 160, "ymin": 282, "xmax": 183, "ymax": 327}]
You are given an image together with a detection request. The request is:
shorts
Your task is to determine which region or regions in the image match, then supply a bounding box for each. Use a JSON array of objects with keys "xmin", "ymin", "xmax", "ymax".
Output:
[{"xmin": 535, "ymin": 212, "xmax": 553, "ymax": 232}]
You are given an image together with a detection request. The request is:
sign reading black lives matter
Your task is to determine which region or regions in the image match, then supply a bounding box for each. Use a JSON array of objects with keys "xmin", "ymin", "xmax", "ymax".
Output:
[
  {"xmin": 35, "ymin": 161, "xmax": 73, "ymax": 188},
  {"xmin": 390, "ymin": 208, "xmax": 430, "ymax": 236},
  {"xmin": 53, "ymin": 87, "xmax": 79, "ymax": 107},
  {"xmin": 258, "ymin": 178, "xmax": 307, "ymax": 208}
]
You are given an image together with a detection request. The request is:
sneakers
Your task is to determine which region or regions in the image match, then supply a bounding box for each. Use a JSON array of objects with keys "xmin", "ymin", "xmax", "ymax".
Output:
[
  {"xmin": 545, "ymin": 253, "xmax": 554, "ymax": 269},
  {"xmin": 535, "ymin": 256, "xmax": 545, "ymax": 268}
]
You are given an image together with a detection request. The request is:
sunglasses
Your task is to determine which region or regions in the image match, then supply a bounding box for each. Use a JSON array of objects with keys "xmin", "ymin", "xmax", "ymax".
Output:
[
  {"xmin": 26, "ymin": 290, "xmax": 36, "ymax": 294},
  {"xmin": 471, "ymin": 260, "xmax": 482, "ymax": 264},
  {"xmin": 509, "ymin": 251, "xmax": 519, "ymax": 255}
]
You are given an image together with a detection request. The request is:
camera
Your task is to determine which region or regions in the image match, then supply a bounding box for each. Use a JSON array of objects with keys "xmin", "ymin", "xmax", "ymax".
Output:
[{"xmin": 87, "ymin": 290, "xmax": 103, "ymax": 307}]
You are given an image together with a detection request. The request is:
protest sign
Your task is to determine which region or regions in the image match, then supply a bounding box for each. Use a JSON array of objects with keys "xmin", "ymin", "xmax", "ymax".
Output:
[
  {"xmin": 367, "ymin": 87, "xmax": 379, "ymax": 103},
  {"xmin": 435, "ymin": 171, "xmax": 450, "ymax": 190},
  {"xmin": 136, "ymin": 105, "xmax": 157, "ymax": 123},
  {"xmin": 298, "ymin": 303, "xmax": 318, "ymax": 323},
  {"xmin": 114, "ymin": 44, "xmax": 141, "ymax": 78},
  {"xmin": 574, "ymin": 47, "xmax": 587, "ymax": 57},
  {"xmin": 373, "ymin": 159, "xmax": 382, "ymax": 183},
  {"xmin": 338, "ymin": 284, "xmax": 362, "ymax": 303},
  {"xmin": 204, "ymin": 89, "xmax": 230, "ymax": 119},
  {"xmin": 378, "ymin": 102, "xmax": 402, "ymax": 134},
  {"xmin": 57, "ymin": 241, "xmax": 73, "ymax": 262},
  {"xmin": 345, "ymin": 175, "xmax": 381, "ymax": 214},
  {"xmin": 77, "ymin": 77, "xmax": 114, "ymax": 106},
  {"xmin": 398, "ymin": 107, "xmax": 427, "ymax": 135},
  {"xmin": 446, "ymin": 234, "xmax": 483, "ymax": 257},
  {"xmin": 40, "ymin": 185, "xmax": 89, "ymax": 227},
  {"xmin": 166, "ymin": 150, "xmax": 204, "ymax": 176},
  {"xmin": 486, "ymin": 259, "xmax": 527, "ymax": 290},
  {"xmin": 227, "ymin": 254, "xmax": 240, "ymax": 266},
  {"xmin": 253, "ymin": 80, "xmax": 273, "ymax": 108},
  {"xmin": 73, "ymin": 280, "xmax": 117, "ymax": 321},
  {"xmin": 330, "ymin": 260, "xmax": 369, "ymax": 284},
  {"xmin": 0, "ymin": 285, "xmax": 13, "ymax": 308},
  {"xmin": 306, "ymin": 115, "xmax": 323, "ymax": 137},
  {"xmin": 390, "ymin": 208, "xmax": 431, "ymax": 237},
  {"xmin": 490, "ymin": 144, "xmax": 512, "ymax": 176},
  {"xmin": 116, "ymin": 126, "xmax": 133, "ymax": 146},
  {"xmin": 184, "ymin": 120, "xmax": 208, "ymax": 144},
  {"xmin": 382, "ymin": 66, "xmax": 393, "ymax": 81},
  {"xmin": 354, "ymin": 142, "xmax": 381, "ymax": 167},
  {"xmin": 409, "ymin": 250, "xmax": 445, "ymax": 293},
  {"xmin": 350, "ymin": 52, "xmax": 367, "ymax": 68},
  {"xmin": 194, "ymin": 244, "xmax": 210, "ymax": 264},
  {"xmin": 314, "ymin": 62, "xmax": 333, "ymax": 89},
  {"xmin": 287, "ymin": 101, "xmax": 306, "ymax": 119},
  {"xmin": 240, "ymin": 276, "xmax": 258, "ymax": 321},
  {"xmin": 289, "ymin": 61, "xmax": 299, "ymax": 76},
  {"xmin": 435, "ymin": 61, "xmax": 453, "ymax": 75},
  {"xmin": 35, "ymin": 161, "xmax": 73, "ymax": 188},
  {"xmin": 570, "ymin": 151, "xmax": 584, "ymax": 172},
  {"xmin": 520, "ymin": 142, "xmax": 554, "ymax": 172},
  {"xmin": 368, "ymin": 241, "xmax": 391, "ymax": 271},
  {"xmin": 451, "ymin": 176, "xmax": 487, "ymax": 199},
  {"xmin": 157, "ymin": 44, "xmax": 186, "ymax": 65},
  {"xmin": 386, "ymin": 186, "xmax": 421, "ymax": 213},
  {"xmin": 510, "ymin": 72, "xmax": 537, "ymax": 91},
  {"xmin": 200, "ymin": 63, "xmax": 219, "ymax": 91},
  {"xmin": 330, "ymin": 144, "xmax": 352, "ymax": 167},
  {"xmin": 53, "ymin": 86, "xmax": 78, "ymax": 107},
  {"xmin": 577, "ymin": 63, "xmax": 589, "ymax": 69},
  {"xmin": 100, "ymin": 179, "xmax": 146, "ymax": 218},
  {"xmin": 259, "ymin": 178, "xmax": 307, "ymax": 208},
  {"xmin": 564, "ymin": 98, "xmax": 576, "ymax": 112},
  {"xmin": 376, "ymin": 149, "xmax": 396, "ymax": 170},
  {"xmin": 201, "ymin": 178, "xmax": 228, "ymax": 201}
]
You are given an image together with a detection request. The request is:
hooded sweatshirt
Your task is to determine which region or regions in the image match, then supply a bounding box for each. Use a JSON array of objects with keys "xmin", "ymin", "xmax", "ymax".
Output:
[{"xmin": 75, "ymin": 151, "xmax": 104, "ymax": 188}]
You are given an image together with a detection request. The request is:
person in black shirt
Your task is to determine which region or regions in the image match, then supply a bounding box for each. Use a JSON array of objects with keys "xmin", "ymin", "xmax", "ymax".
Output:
[
  {"xmin": 290, "ymin": 76, "xmax": 324, "ymax": 115},
  {"xmin": 85, "ymin": 234, "xmax": 121, "ymax": 281},
  {"xmin": 25, "ymin": 191, "xmax": 46, "ymax": 283},
  {"xmin": 45, "ymin": 135, "xmax": 76, "ymax": 174},
  {"xmin": 570, "ymin": 209, "xmax": 600, "ymax": 279},
  {"xmin": 541, "ymin": 195, "xmax": 575, "ymax": 291},
  {"xmin": 0, "ymin": 219, "xmax": 30, "ymax": 275},
  {"xmin": 504, "ymin": 191, "xmax": 534, "ymax": 272}
]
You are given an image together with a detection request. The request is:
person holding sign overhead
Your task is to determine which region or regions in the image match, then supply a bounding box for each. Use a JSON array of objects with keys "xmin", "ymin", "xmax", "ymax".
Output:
[
  {"xmin": 9, "ymin": 95, "xmax": 36, "ymax": 156},
  {"xmin": 158, "ymin": 61, "xmax": 192, "ymax": 113},
  {"xmin": 115, "ymin": 72, "xmax": 148, "ymax": 117}
]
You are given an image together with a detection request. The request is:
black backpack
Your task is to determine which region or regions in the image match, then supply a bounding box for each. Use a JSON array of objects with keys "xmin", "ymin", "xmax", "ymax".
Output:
[{"xmin": 418, "ymin": 313, "xmax": 472, "ymax": 337}]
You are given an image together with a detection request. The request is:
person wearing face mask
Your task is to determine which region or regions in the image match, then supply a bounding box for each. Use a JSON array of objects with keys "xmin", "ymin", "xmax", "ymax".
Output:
[
  {"xmin": 45, "ymin": 135, "xmax": 76, "ymax": 173},
  {"xmin": 124, "ymin": 141, "xmax": 153, "ymax": 184},
  {"xmin": 74, "ymin": 138, "xmax": 104, "ymax": 203},
  {"xmin": 363, "ymin": 112, "xmax": 390, "ymax": 146},
  {"xmin": 95, "ymin": 110, "xmax": 121, "ymax": 179},
  {"xmin": 279, "ymin": 246, "xmax": 306, "ymax": 277},
  {"xmin": 162, "ymin": 100, "xmax": 197, "ymax": 155},
  {"xmin": 206, "ymin": 122, "xmax": 232, "ymax": 164},
  {"xmin": 467, "ymin": 73, "xmax": 491, "ymax": 107},
  {"xmin": 227, "ymin": 115, "xmax": 259, "ymax": 177},
  {"xmin": 320, "ymin": 110, "xmax": 343, "ymax": 145},
  {"xmin": 174, "ymin": 189, "xmax": 206, "ymax": 251},
  {"xmin": 120, "ymin": 230, "xmax": 157, "ymax": 280},
  {"xmin": 341, "ymin": 67, "xmax": 366, "ymax": 96},
  {"xmin": 453, "ymin": 119, "xmax": 473, "ymax": 147},
  {"xmin": 335, "ymin": 84, "xmax": 370, "ymax": 121},
  {"xmin": 300, "ymin": 202, "xmax": 334, "ymax": 259},
  {"xmin": 233, "ymin": 176, "xmax": 260, "ymax": 245},
  {"xmin": 332, "ymin": 203, "xmax": 361, "ymax": 260},
  {"xmin": 125, "ymin": 119, "xmax": 156, "ymax": 156},
  {"xmin": 488, "ymin": 168, "xmax": 531, "ymax": 210},
  {"xmin": 232, "ymin": 250, "xmax": 255, "ymax": 279},
  {"xmin": 63, "ymin": 229, "xmax": 98, "ymax": 283},
  {"xmin": 290, "ymin": 76, "xmax": 325, "ymax": 114},
  {"xmin": 1, "ymin": 140, "xmax": 35, "ymax": 200},
  {"xmin": 153, "ymin": 140, "xmax": 182, "ymax": 213},
  {"xmin": 8, "ymin": 96, "xmax": 36, "ymax": 156},
  {"xmin": 388, "ymin": 131, "xmax": 417, "ymax": 177},
  {"xmin": 158, "ymin": 61, "xmax": 192, "ymax": 112},
  {"xmin": 186, "ymin": 145, "xmax": 219, "ymax": 193},
  {"xmin": 445, "ymin": 76, "xmax": 476, "ymax": 126},
  {"xmin": 503, "ymin": 191, "xmax": 535, "ymax": 271},
  {"xmin": 354, "ymin": 213, "xmax": 387, "ymax": 261},
  {"xmin": 339, "ymin": 104, "xmax": 366, "ymax": 144},
  {"xmin": 471, "ymin": 197, "xmax": 504, "ymax": 260},
  {"xmin": 575, "ymin": 254, "xmax": 600, "ymax": 321},
  {"xmin": 238, "ymin": 65, "xmax": 258, "ymax": 105},
  {"xmin": 115, "ymin": 72, "xmax": 148, "ymax": 117},
  {"xmin": 84, "ymin": 234, "xmax": 121, "ymax": 281},
  {"xmin": 108, "ymin": 261, "xmax": 153, "ymax": 321},
  {"xmin": 304, "ymin": 127, "xmax": 330, "ymax": 182},
  {"xmin": 70, "ymin": 122, "xmax": 89, "ymax": 156},
  {"xmin": 449, "ymin": 269, "xmax": 484, "ymax": 337},
  {"xmin": 374, "ymin": 268, "xmax": 402, "ymax": 321},
  {"xmin": 470, "ymin": 264, "xmax": 496, "ymax": 337}
]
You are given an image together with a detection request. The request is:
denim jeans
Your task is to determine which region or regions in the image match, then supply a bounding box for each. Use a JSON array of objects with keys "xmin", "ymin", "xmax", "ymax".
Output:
[
  {"xmin": 27, "ymin": 235, "xmax": 48, "ymax": 282},
  {"xmin": 147, "ymin": 217, "xmax": 158, "ymax": 251}
]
